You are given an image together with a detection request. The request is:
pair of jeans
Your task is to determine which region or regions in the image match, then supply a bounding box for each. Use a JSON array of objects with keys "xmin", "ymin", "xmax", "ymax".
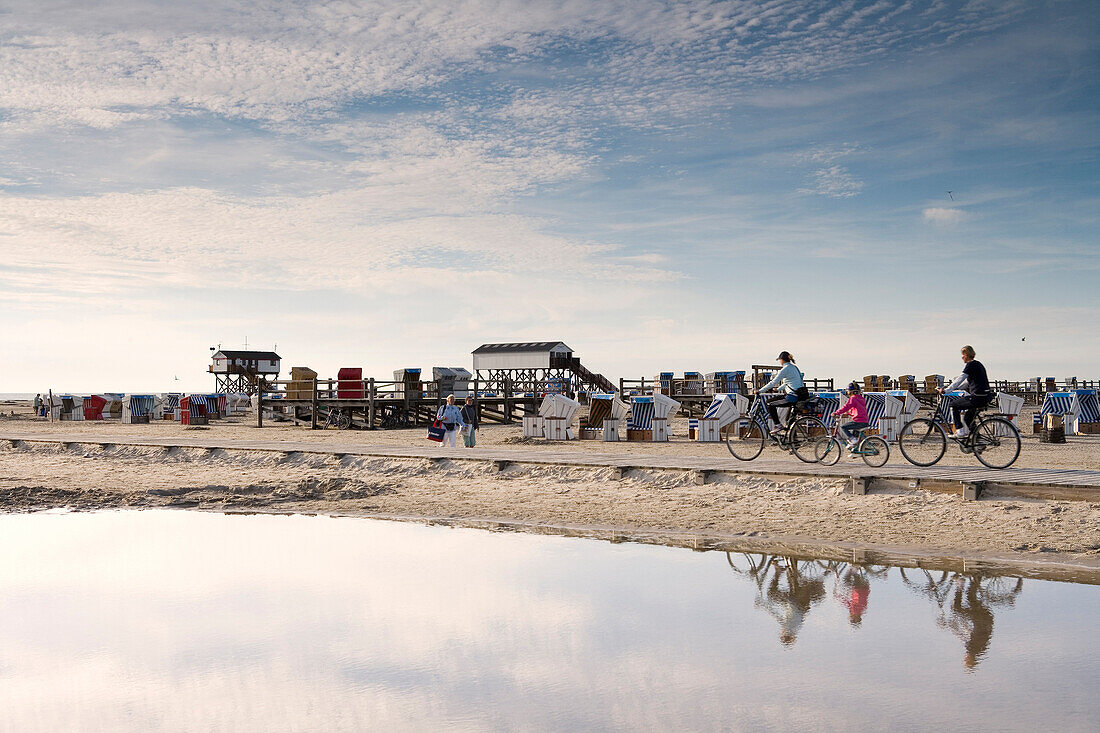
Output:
[
  {"xmin": 951, "ymin": 394, "xmax": 992, "ymax": 433},
  {"xmin": 841, "ymin": 421, "xmax": 869, "ymax": 442}
]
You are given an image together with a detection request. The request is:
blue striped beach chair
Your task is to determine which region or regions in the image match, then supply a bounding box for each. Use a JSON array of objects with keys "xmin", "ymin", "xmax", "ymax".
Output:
[
  {"xmin": 1073, "ymin": 389, "xmax": 1100, "ymax": 423},
  {"xmin": 122, "ymin": 394, "xmax": 155, "ymax": 424},
  {"xmin": 861, "ymin": 392, "xmax": 888, "ymax": 432},
  {"xmin": 815, "ymin": 392, "xmax": 842, "ymax": 427},
  {"xmin": 697, "ymin": 393, "xmax": 749, "ymax": 441},
  {"xmin": 629, "ymin": 397, "xmax": 654, "ymax": 429},
  {"xmin": 935, "ymin": 391, "xmax": 967, "ymax": 427},
  {"xmin": 1042, "ymin": 392, "xmax": 1084, "ymax": 434}
]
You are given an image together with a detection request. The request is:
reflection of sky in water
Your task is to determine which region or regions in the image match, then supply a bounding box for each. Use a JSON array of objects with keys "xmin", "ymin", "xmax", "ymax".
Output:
[{"xmin": 0, "ymin": 511, "xmax": 1095, "ymax": 732}]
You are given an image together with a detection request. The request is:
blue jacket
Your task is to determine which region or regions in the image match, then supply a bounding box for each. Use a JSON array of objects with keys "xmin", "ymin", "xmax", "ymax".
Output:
[{"xmin": 436, "ymin": 404, "xmax": 466, "ymax": 428}]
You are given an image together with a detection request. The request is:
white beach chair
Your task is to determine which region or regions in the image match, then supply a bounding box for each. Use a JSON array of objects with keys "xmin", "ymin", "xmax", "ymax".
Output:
[{"xmin": 697, "ymin": 393, "xmax": 749, "ymax": 442}]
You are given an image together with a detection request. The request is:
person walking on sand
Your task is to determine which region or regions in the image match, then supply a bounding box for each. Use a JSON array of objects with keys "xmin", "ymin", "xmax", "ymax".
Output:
[
  {"xmin": 435, "ymin": 394, "xmax": 467, "ymax": 449},
  {"xmin": 460, "ymin": 396, "xmax": 480, "ymax": 448},
  {"xmin": 33, "ymin": 394, "xmax": 42, "ymax": 417}
]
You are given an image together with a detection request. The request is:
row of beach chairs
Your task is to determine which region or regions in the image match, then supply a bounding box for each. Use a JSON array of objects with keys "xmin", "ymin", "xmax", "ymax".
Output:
[
  {"xmin": 47, "ymin": 393, "xmax": 251, "ymax": 424},
  {"xmin": 523, "ymin": 392, "xmax": 682, "ymax": 442}
]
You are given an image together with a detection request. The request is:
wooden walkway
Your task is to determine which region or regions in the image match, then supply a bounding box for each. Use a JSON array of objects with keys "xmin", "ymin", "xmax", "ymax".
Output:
[{"xmin": 3, "ymin": 432, "xmax": 1100, "ymax": 502}]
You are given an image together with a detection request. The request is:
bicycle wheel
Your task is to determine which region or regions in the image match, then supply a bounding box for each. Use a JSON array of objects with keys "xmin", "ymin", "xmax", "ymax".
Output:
[
  {"xmin": 972, "ymin": 417, "xmax": 1020, "ymax": 469},
  {"xmin": 814, "ymin": 437, "xmax": 842, "ymax": 466},
  {"xmin": 898, "ymin": 418, "xmax": 946, "ymax": 466},
  {"xmin": 861, "ymin": 436, "xmax": 889, "ymax": 467},
  {"xmin": 726, "ymin": 418, "xmax": 765, "ymax": 461},
  {"xmin": 334, "ymin": 410, "xmax": 352, "ymax": 430},
  {"xmin": 791, "ymin": 416, "xmax": 827, "ymax": 463}
]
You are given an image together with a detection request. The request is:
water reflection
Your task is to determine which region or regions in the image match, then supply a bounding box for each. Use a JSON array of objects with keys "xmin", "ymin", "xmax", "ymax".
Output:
[
  {"xmin": 728, "ymin": 552, "xmax": 1027, "ymax": 669},
  {"xmin": 0, "ymin": 512, "xmax": 1095, "ymax": 732},
  {"xmin": 899, "ymin": 568, "xmax": 1024, "ymax": 670}
]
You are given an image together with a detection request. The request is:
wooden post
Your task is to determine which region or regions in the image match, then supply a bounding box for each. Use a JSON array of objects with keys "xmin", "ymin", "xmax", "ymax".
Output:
[
  {"xmin": 310, "ymin": 378, "xmax": 318, "ymax": 430},
  {"xmin": 47, "ymin": 388, "xmax": 53, "ymax": 422},
  {"xmin": 368, "ymin": 378, "xmax": 375, "ymax": 429},
  {"xmin": 503, "ymin": 377, "xmax": 513, "ymax": 423},
  {"xmin": 256, "ymin": 381, "xmax": 263, "ymax": 427}
]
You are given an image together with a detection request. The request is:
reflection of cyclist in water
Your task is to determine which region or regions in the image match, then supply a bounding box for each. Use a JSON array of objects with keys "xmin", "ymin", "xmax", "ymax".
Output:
[
  {"xmin": 900, "ymin": 569, "xmax": 1024, "ymax": 670},
  {"xmin": 942, "ymin": 578, "xmax": 995, "ymax": 670},
  {"xmin": 834, "ymin": 568, "xmax": 871, "ymax": 627},
  {"xmin": 727, "ymin": 554, "xmax": 827, "ymax": 645}
]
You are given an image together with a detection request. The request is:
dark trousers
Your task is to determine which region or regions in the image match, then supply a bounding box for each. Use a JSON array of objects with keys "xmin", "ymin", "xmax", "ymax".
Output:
[
  {"xmin": 765, "ymin": 387, "xmax": 809, "ymax": 426},
  {"xmin": 841, "ymin": 421, "xmax": 870, "ymax": 441},
  {"xmin": 951, "ymin": 394, "xmax": 992, "ymax": 432}
]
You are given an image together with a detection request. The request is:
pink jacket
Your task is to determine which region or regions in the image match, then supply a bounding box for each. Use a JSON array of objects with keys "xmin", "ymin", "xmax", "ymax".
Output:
[{"xmin": 836, "ymin": 394, "xmax": 868, "ymax": 423}]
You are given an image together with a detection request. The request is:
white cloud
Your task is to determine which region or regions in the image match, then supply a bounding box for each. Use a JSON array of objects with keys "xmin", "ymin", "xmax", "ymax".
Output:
[
  {"xmin": 922, "ymin": 207, "xmax": 969, "ymax": 224},
  {"xmin": 798, "ymin": 165, "xmax": 864, "ymax": 198}
]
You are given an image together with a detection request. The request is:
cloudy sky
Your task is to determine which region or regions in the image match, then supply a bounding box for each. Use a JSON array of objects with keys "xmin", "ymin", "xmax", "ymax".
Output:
[{"xmin": 2, "ymin": 0, "xmax": 1097, "ymax": 391}]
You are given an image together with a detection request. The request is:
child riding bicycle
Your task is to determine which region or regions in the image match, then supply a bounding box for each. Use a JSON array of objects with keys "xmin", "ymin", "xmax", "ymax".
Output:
[{"xmin": 834, "ymin": 381, "xmax": 870, "ymax": 452}]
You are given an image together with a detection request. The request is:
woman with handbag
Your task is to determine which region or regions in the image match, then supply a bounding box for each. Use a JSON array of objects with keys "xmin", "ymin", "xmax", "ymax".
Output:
[
  {"xmin": 435, "ymin": 394, "xmax": 467, "ymax": 448},
  {"xmin": 460, "ymin": 396, "xmax": 480, "ymax": 448}
]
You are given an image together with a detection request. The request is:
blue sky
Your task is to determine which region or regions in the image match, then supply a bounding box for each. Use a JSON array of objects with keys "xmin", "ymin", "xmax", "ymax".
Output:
[{"xmin": 1, "ymin": 0, "xmax": 1097, "ymax": 391}]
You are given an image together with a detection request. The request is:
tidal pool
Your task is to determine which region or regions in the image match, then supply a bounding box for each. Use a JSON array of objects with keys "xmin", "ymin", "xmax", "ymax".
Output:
[{"xmin": 0, "ymin": 510, "xmax": 1095, "ymax": 732}]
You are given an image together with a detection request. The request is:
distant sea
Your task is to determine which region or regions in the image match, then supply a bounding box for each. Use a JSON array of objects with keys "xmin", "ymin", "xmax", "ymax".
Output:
[{"xmin": 0, "ymin": 393, "xmax": 35, "ymax": 400}]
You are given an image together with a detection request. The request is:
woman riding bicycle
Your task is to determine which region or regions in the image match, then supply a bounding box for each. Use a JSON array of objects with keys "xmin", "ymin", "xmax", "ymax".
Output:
[
  {"xmin": 757, "ymin": 351, "xmax": 810, "ymax": 436},
  {"xmin": 938, "ymin": 345, "xmax": 992, "ymax": 441}
]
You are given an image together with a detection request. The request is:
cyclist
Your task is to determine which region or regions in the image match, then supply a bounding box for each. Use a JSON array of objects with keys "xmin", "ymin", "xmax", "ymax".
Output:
[
  {"xmin": 834, "ymin": 381, "xmax": 869, "ymax": 453},
  {"xmin": 937, "ymin": 344, "xmax": 992, "ymax": 443},
  {"xmin": 757, "ymin": 351, "xmax": 810, "ymax": 435}
]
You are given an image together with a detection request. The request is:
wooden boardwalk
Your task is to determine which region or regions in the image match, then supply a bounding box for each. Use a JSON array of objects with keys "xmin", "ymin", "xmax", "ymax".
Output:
[{"xmin": 3, "ymin": 432, "xmax": 1099, "ymax": 502}]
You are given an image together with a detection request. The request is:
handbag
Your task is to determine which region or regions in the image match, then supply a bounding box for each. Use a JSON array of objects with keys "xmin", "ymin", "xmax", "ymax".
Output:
[{"xmin": 426, "ymin": 420, "xmax": 445, "ymax": 442}]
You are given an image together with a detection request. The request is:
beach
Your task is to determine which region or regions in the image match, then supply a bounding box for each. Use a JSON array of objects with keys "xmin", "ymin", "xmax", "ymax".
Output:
[{"xmin": 3, "ymin": 400, "xmax": 1098, "ymax": 565}]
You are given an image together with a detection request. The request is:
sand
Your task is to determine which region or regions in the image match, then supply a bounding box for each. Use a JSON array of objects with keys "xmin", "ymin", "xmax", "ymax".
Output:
[{"xmin": 2, "ymin": 401, "xmax": 1099, "ymax": 567}]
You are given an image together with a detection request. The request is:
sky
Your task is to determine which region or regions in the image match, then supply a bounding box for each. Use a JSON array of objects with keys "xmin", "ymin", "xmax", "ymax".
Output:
[{"xmin": 1, "ymin": 0, "xmax": 1098, "ymax": 392}]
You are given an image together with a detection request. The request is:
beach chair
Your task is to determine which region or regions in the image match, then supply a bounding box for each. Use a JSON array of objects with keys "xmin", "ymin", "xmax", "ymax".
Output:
[
  {"xmin": 82, "ymin": 395, "xmax": 107, "ymax": 421},
  {"xmin": 50, "ymin": 395, "xmax": 83, "ymax": 421},
  {"xmin": 1041, "ymin": 392, "xmax": 1083, "ymax": 435},
  {"xmin": 122, "ymin": 395, "xmax": 155, "ymax": 424},
  {"xmin": 160, "ymin": 394, "xmax": 181, "ymax": 420},
  {"xmin": 995, "ymin": 392, "xmax": 1025, "ymax": 433},
  {"xmin": 860, "ymin": 392, "xmax": 889, "ymax": 435},
  {"xmin": 697, "ymin": 393, "xmax": 749, "ymax": 442},
  {"xmin": 638, "ymin": 387, "xmax": 677, "ymax": 440},
  {"xmin": 1073, "ymin": 390, "xmax": 1100, "ymax": 433},
  {"xmin": 583, "ymin": 394, "xmax": 628, "ymax": 441},
  {"xmin": 934, "ymin": 391, "xmax": 966, "ymax": 429},
  {"xmin": 813, "ymin": 392, "xmax": 842, "ymax": 427},
  {"xmin": 538, "ymin": 393, "xmax": 581, "ymax": 440},
  {"xmin": 627, "ymin": 396, "xmax": 655, "ymax": 440},
  {"xmin": 876, "ymin": 394, "xmax": 905, "ymax": 441},
  {"xmin": 181, "ymin": 395, "xmax": 209, "ymax": 426}
]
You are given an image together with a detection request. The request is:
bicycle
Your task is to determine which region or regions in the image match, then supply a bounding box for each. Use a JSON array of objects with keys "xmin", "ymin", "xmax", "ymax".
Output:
[
  {"xmin": 813, "ymin": 419, "xmax": 889, "ymax": 467},
  {"xmin": 725, "ymin": 393, "xmax": 826, "ymax": 462},
  {"xmin": 897, "ymin": 394, "xmax": 1020, "ymax": 469},
  {"xmin": 323, "ymin": 407, "xmax": 352, "ymax": 430}
]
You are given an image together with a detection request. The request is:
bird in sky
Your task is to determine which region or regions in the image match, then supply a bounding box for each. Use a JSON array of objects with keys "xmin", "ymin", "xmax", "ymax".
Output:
[
  {"xmin": 947, "ymin": 190, "xmax": 954, "ymax": 200},
  {"xmin": 1021, "ymin": 337, "xmax": 1026, "ymax": 342}
]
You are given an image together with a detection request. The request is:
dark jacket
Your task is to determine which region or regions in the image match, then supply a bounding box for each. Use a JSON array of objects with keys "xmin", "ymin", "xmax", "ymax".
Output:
[{"xmin": 460, "ymin": 404, "xmax": 479, "ymax": 429}]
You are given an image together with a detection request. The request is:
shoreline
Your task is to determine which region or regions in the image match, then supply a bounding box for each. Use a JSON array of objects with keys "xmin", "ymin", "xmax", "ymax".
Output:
[{"xmin": 3, "ymin": 436, "xmax": 1098, "ymax": 576}]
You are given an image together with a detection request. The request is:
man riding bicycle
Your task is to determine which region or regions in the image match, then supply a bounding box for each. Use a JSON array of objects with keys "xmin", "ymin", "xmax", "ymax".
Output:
[
  {"xmin": 938, "ymin": 344, "xmax": 992, "ymax": 443},
  {"xmin": 757, "ymin": 351, "xmax": 810, "ymax": 436}
]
